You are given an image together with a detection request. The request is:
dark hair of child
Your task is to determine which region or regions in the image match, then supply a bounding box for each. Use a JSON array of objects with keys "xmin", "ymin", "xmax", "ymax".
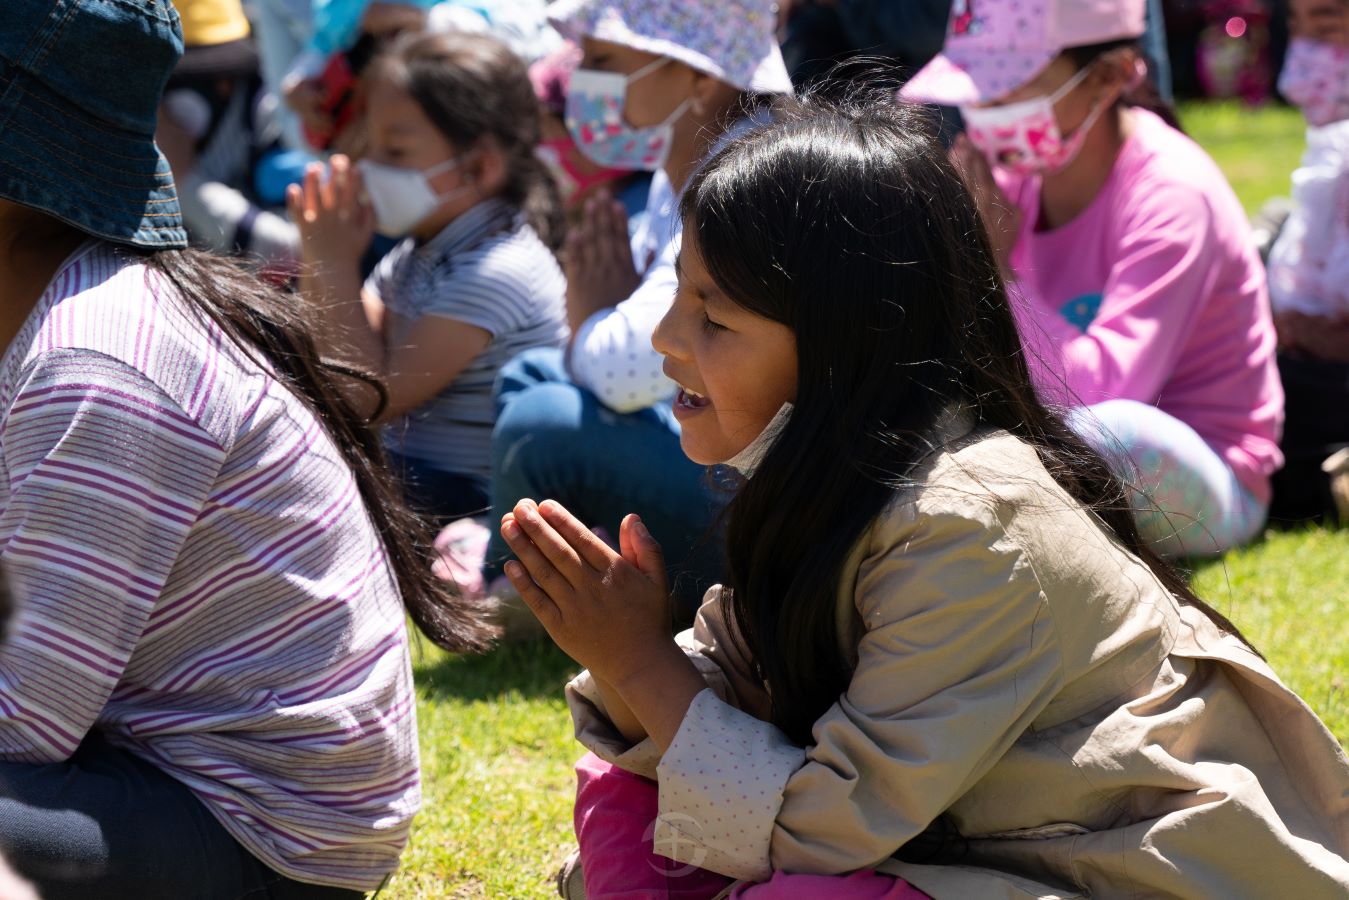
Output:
[{"xmin": 682, "ymin": 93, "xmax": 1252, "ymax": 748}]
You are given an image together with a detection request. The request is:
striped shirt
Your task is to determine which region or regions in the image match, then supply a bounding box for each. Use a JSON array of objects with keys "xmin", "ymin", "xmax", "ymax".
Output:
[
  {"xmin": 366, "ymin": 198, "xmax": 567, "ymax": 478},
  {"xmin": 0, "ymin": 242, "xmax": 419, "ymax": 891}
]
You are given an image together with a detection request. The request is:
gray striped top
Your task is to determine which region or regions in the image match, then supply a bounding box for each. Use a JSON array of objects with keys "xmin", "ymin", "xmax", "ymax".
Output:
[{"xmin": 366, "ymin": 199, "xmax": 567, "ymax": 479}]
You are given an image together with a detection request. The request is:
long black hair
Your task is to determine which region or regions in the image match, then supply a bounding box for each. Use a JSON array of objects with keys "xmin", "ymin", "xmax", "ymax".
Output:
[
  {"xmin": 140, "ymin": 248, "xmax": 498, "ymax": 653},
  {"xmin": 682, "ymin": 94, "xmax": 1250, "ymax": 747}
]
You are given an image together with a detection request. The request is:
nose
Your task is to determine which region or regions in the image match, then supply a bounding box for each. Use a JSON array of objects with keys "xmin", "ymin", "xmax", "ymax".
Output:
[{"xmin": 651, "ymin": 291, "xmax": 691, "ymax": 361}]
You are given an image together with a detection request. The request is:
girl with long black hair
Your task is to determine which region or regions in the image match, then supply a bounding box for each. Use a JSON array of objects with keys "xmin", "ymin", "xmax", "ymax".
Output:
[{"xmin": 499, "ymin": 96, "xmax": 1349, "ymax": 899}]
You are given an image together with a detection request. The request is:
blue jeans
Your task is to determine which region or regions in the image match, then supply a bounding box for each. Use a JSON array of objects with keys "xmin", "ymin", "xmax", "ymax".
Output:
[
  {"xmin": 0, "ymin": 733, "xmax": 362, "ymax": 900},
  {"xmin": 386, "ymin": 449, "xmax": 490, "ymax": 526},
  {"xmin": 484, "ymin": 348, "xmax": 727, "ymax": 619}
]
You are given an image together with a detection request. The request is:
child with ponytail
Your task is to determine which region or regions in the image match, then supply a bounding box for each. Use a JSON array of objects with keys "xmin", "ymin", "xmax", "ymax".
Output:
[{"xmin": 291, "ymin": 29, "xmax": 568, "ymax": 523}]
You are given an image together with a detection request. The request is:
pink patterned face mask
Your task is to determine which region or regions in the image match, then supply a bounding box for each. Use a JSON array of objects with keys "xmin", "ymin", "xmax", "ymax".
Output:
[
  {"xmin": 960, "ymin": 65, "xmax": 1101, "ymax": 177},
  {"xmin": 534, "ymin": 137, "xmax": 630, "ymax": 206},
  {"xmin": 1279, "ymin": 38, "xmax": 1349, "ymax": 128}
]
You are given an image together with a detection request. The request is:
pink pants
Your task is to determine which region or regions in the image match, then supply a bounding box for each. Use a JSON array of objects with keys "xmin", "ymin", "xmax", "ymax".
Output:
[{"xmin": 574, "ymin": 752, "xmax": 932, "ymax": 900}]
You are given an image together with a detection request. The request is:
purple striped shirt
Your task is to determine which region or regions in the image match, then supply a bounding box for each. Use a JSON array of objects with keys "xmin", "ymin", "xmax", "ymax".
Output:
[{"xmin": 0, "ymin": 242, "xmax": 419, "ymax": 890}]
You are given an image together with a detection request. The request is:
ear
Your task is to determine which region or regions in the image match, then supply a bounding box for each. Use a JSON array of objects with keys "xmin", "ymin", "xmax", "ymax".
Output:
[
  {"xmin": 466, "ymin": 135, "xmax": 509, "ymax": 197},
  {"xmin": 1092, "ymin": 48, "xmax": 1139, "ymax": 100},
  {"xmin": 688, "ymin": 67, "xmax": 722, "ymax": 118}
]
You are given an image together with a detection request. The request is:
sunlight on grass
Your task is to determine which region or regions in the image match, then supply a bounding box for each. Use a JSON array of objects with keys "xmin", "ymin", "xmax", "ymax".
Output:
[
  {"xmin": 1193, "ymin": 529, "xmax": 1349, "ymax": 742},
  {"xmin": 1176, "ymin": 100, "xmax": 1307, "ymax": 216}
]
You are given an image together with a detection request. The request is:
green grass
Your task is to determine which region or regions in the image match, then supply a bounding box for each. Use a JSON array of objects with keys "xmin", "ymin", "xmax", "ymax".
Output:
[
  {"xmin": 1177, "ymin": 99, "xmax": 1307, "ymax": 216},
  {"xmin": 382, "ymin": 102, "xmax": 1342, "ymax": 898}
]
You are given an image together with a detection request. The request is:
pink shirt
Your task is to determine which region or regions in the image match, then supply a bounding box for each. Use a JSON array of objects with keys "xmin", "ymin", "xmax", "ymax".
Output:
[{"xmin": 1002, "ymin": 109, "xmax": 1284, "ymax": 502}]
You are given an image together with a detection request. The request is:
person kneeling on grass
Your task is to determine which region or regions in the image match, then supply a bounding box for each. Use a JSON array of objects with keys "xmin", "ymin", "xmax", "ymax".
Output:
[
  {"xmin": 499, "ymin": 96, "xmax": 1349, "ymax": 899},
  {"xmin": 0, "ymin": 2, "xmax": 495, "ymax": 897}
]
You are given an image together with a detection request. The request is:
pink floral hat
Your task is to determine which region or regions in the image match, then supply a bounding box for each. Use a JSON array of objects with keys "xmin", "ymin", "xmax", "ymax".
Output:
[
  {"xmin": 544, "ymin": 0, "xmax": 792, "ymax": 95},
  {"xmin": 900, "ymin": 0, "xmax": 1146, "ymax": 106}
]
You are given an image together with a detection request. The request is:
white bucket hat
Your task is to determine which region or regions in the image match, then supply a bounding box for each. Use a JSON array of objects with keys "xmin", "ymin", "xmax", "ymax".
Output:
[{"xmin": 545, "ymin": 0, "xmax": 792, "ymax": 95}]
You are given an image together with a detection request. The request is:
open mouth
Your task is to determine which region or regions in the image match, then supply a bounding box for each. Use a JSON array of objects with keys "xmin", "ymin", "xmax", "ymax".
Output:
[{"xmin": 675, "ymin": 387, "xmax": 711, "ymax": 410}]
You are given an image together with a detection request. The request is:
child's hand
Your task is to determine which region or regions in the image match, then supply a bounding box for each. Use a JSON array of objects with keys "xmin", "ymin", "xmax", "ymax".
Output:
[
  {"xmin": 564, "ymin": 191, "xmax": 643, "ymax": 330},
  {"xmin": 950, "ymin": 134, "xmax": 1022, "ymax": 278},
  {"xmin": 287, "ymin": 154, "xmax": 374, "ymax": 267},
  {"xmin": 499, "ymin": 499, "xmax": 675, "ymax": 683}
]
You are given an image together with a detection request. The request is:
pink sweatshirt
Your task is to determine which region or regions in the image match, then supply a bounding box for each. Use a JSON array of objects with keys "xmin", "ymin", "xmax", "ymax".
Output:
[{"xmin": 1002, "ymin": 109, "xmax": 1284, "ymax": 503}]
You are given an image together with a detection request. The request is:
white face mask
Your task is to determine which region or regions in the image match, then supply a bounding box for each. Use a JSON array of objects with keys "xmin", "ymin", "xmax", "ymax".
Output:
[
  {"xmin": 357, "ymin": 157, "xmax": 469, "ymax": 237},
  {"xmin": 724, "ymin": 402, "xmax": 794, "ymax": 477}
]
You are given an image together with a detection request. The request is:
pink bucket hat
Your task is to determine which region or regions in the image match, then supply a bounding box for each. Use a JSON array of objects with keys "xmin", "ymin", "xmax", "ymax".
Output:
[
  {"xmin": 544, "ymin": 0, "xmax": 793, "ymax": 95},
  {"xmin": 900, "ymin": 0, "xmax": 1146, "ymax": 106}
]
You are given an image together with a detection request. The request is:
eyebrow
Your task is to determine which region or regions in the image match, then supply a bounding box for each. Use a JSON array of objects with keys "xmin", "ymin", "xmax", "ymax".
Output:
[{"xmin": 672, "ymin": 254, "xmax": 727, "ymax": 303}]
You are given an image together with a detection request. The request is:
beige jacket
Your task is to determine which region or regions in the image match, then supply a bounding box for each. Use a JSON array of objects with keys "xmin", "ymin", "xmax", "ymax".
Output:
[{"xmin": 568, "ymin": 428, "xmax": 1349, "ymax": 898}]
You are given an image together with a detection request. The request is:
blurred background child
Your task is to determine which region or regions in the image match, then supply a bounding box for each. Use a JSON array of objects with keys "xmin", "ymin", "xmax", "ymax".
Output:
[
  {"xmin": 289, "ymin": 30, "xmax": 567, "ymax": 524},
  {"xmin": 904, "ymin": 0, "xmax": 1284, "ymax": 558},
  {"xmin": 1266, "ymin": 0, "xmax": 1349, "ymax": 522},
  {"xmin": 435, "ymin": 0, "xmax": 793, "ymax": 636}
]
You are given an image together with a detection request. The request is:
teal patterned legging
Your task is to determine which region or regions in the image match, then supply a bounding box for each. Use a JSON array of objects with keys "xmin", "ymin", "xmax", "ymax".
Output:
[{"xmin": 1067, "ymin": 400, "xmax": 1268, "ymax": 558}]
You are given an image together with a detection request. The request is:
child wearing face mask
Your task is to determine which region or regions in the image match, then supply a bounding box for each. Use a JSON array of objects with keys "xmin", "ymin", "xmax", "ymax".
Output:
[
  {"xmin": 494, "ymin": 96, "xmax": 1349, "ymax": 900},
  {"xmin": 290, "ymin": 30, "xmax": 567, "ymax": 524},
  {"xmin": 902, "ymin": 0, "xmax": 1283, "ymax": 559},
  {"xmin": 1265, "ymin": 0, "xmax": 1349, "ymax": 522},
  {"xmin": 433, "ymin": 0, "xmax": 792, "ymax": 634}
]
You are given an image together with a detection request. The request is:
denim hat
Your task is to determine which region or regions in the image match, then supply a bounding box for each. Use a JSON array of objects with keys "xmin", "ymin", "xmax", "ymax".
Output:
[{"xmin": 0, "ymin": 0, "xmax": 189, "ymax": 248}]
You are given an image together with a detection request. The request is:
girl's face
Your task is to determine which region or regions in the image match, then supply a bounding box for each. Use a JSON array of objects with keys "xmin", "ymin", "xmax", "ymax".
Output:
[
  {"xmin": 363, "ymin": 76, "xmax": 481, "ymax": 238},
  {"xmin": 652, "ymin": 231, "xmax": 797, "ymax": 466},
  {"xmin": 1289, "ymin": 0, "xmax": 1349, "ymax": 45}
]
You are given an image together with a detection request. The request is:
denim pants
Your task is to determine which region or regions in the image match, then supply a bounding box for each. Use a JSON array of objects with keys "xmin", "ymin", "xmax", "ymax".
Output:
[
  {"xmin": 484, "ymin": 348, "xmax": 727, "ymax": 620},
  {"xmin": 0, "ymin": 733, "xmax": 364, "ymax": 900},
  {"xmin": 386, "ymin": 449, "xmax": 490, "ymax": 527}
]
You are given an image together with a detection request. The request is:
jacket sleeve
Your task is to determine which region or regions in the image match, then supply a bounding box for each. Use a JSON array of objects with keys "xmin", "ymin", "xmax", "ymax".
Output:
[
  {"xmin": 650, "ymin": 497, "xmax": 1068, "ymax": 881},
  {"xmin": 565, "ymin": 585, "xmax": 773, "ymax": 780}
]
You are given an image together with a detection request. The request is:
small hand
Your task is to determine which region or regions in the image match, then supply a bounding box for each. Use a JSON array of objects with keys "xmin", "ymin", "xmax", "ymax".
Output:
[
  {"xmin": 950, "ymin": 134, "xmax": 1022, "ymax": 277},
  {"xmin": 564, "ymin": 191, "xmax": 643, "ymax": 330},
  {"xmin": 286, "ymin": 154, "xmax": 374, "ymax": 268},
  {"xmin": 499, "ymin": 499, "xmax": 675, "ymax": 683}
]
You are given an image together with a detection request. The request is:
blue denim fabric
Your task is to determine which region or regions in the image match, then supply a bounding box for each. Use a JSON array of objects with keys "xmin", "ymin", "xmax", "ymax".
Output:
[
  {"xmin": 387, "ymin": 449, "xmax": 491, "ymax": 526},
  {"xmin": 0, "ymin": 0, "xmax": 187, "ymax": 248},
  {"xmin": 484, "ymin": 348, "xmax": 727, "ymax": 619},
  {"xmin": 0, "ymin": 733, "xmax": 362, "ymax": 900}
]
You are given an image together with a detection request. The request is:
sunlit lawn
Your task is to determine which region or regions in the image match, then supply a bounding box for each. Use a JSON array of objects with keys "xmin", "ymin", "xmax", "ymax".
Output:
[{"xmin": 382, "ymin": 100, "xmax": 1344, "ymax": 899}]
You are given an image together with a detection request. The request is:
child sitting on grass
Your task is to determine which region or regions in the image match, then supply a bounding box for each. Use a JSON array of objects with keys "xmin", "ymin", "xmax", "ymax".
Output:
[
  {"xmin": 1266, "ymin": 0, "xmax": 1349, "ymax": 522},
  {"xmin": 500, "ymin": 96, "xmax": 1349, "ymax": 899},
  {"xmin": 290, "ymin": 30, "xmax": 567, "ymax": 524}
]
